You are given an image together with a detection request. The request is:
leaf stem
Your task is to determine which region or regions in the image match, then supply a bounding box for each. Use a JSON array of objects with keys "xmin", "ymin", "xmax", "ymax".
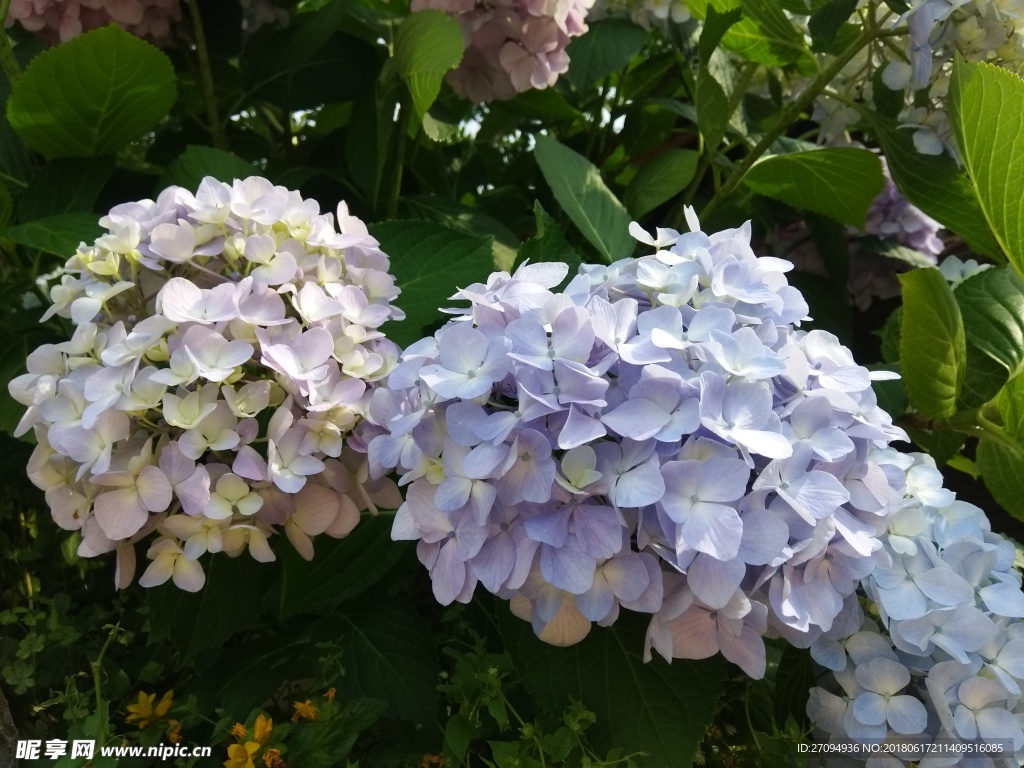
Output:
[
  {"xmin": 91, "ymin": 624, "xmax": 123, "ymax": 749},
  {"xmin": 386, "ymin": 101, "xmax": 411, "ymax": 219},
  {"xmin": 0, "ymin": 0, "xmax": 21, "ymax": 88},
  {"xmin": 187, "ymin": 0, "xmax": 227, "ymax": 150},
  {"xmin": 700, "ymin": 26, "xmax": 884, "ymax": 221}
]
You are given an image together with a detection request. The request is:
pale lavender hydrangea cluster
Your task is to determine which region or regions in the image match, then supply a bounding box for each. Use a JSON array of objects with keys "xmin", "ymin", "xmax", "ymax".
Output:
[
  {"xmin": 808, "ymin": 452, "xmax": 1024, "ymax": 765},
  {"xmin": 8, "ymin": 177, "xmax": 403, "ymax": 592},
  {"xmin": 863, "ymin": 160, "xmax": 944, "ymax": 258},
  {"xmin": 411, "ymin": 0, "xmax": 594, "ymax": 102},
  {"xmin": 368, "ymin": 208, "xmax": 912, "ymax": 676},
  {"xmin": 5, "ymin": 0, "xmax": 181, "ymax": 45}
]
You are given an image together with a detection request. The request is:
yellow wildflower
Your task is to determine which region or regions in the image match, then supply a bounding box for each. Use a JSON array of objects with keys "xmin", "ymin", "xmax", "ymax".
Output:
[
  {"xmin": 252, "ymin": 714, "xmax": 273, "ymax": 744},
  {"xmin": 125, "ymin": 690, "xmax": 174, "ymax": 729},
  {"xmin": 231, "ymin": 722, "xmax": 248, "ymax": 740},
  {"xmin": 263, "ymin": 748, "xmax": 286, "ymax": 768},
  {"xmin": 224, "ymin": 741, "xmax": 260, "ymax": 768},
  {"xmin": 290, "ymin": 700, "xmax": 319, "ymax": 722},
  {"xmin": 167, "ymin": 719, "xmax": 182, "ymax": 744}
]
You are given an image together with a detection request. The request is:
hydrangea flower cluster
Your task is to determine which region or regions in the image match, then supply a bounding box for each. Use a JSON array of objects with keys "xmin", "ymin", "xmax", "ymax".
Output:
[
  {"xmin": 8, "ymin": 177, "xmax": 403, "ymax": 592},
  {"xmin": 808, "ymin": 452, "xmax": 1024, "ymax": 764},
  {"xmin": 410, "ymin": 0, "xmax": 594, "ymax": 102},
  {"xmin": 5, "ymin": 0, "xmax": 181, "ymax": 45},
  {"xmin": 587, "ymin": 0, "xmax": 690, "ymax": 29},
  {"xmin": 810, "ymin": 0, "xmax": 1024, "ymax": 155},
  {"xmin": 368, "ymin": 208, "xmax": 912, "ymax": 676}
]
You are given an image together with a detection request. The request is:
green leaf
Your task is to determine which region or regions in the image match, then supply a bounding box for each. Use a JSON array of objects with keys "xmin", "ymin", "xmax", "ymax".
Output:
[
  {"xmin": 7, "ymin": 25, "xmax": 176, "ymax": 158},
  {"xmin": 268, "ymin": 516, "xmax": 411, "ymax": 620},
  {"xmin": 160, "ymin": 145, "xmax": 255, "ymax": 190},
  {"xmin": 867, "ymin": 113, "xmax": 1001, "ymax": 259},
  {"xmin": 696, "ymin": 71, "xmax": 730, "ymax": 152},
  {"xmin": 958, "ymin": 343, "xmax": 1008, "ymax": 410},
  {"xmin": 899, "ymin": 268, "xmax": 966, "ymax": 419},
  {"xmin": 564, "ymin": 20, "xmax": 647, "ymax": 92},
  {"xmin": 3, "ymin": 213, "xmax": 103, "ymax": 258},
  {"xmin": 1000, "ymin": 374, "xmax": 1024, "ymax": 442},
  {"xmin": 394, "ymin": 10, "xmax": 464, "ymax": 118},
  {"xmin": 743, "ymin": 148, "xmax": 885, "ymax": 227},
  {"xmin": 687, "ymin": 0, "xmax": 809, "ymax": 67},
  {"xmin": 808, "ymin": 0, "xmax": 859, "ymax": 52},
  {"xmin": 402, "ymin": 194, "xmax": 520, "ymax": 272},
  {"xmin": 533, "ymin": 135, "xmax": 634, "ymax": 263},
  {"xmin": 18, "ymin": 158, "xmax": 113, "ymax": 220},
  {"xmin": 950, "ymin": 58, "xmax": 1024, "ymax": 272},
  {"xmin": 955, "ymin": 266, "xmax": 1024, "ymax": 380},
  {"xmin": 517, "ymin": 201, "xmax": 581, "ymax": 277},
  {"xmin": 977, "ymin": 440, "xmax": 1024, "ymax": 521},
  {"xmin": 444, "ymin": 714, "xmax": 474, "ymax": 767},
  {"xmin": 146, "ymin": 555, "xmax": 273, "ymax": 661},
  {"xmin": 501, "ymin": 611, "xmax": 727, "ymax": 768},
  {"xmin": 700, "ymin": 6, "xmax": 743, "ymax": 66},
  {"xmin": 370, "ymin": 220, "xmax": 494, "ymax": 348},
  {"xmin": 624, "ymin": 149, "xmax": 699, "ymax": 219},
  {"xmin": 310, "ymin": 599, "xmax": 438, "ymax": 724}
]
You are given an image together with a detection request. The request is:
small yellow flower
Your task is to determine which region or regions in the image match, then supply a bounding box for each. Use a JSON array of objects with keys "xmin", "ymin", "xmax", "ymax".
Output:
[
  {"xmin": 231, "ymin": 722, "xmax": 248, "ymax": 740},
  {"xmin": 155, "ymin": 690, "xmax": 174, "ymax": 718},
  {"xmin": 126, "ymin": 692, "xmax": 156, "ymax": 728},
  {"xmin": 167, "ymin": 719, "xmax": 182, "ymax": 744},
  {"xmin": 291, "ymin": 699, "xmax": 319, "ymax": 722},
  {"xmin": 224, "ymin": 741, "xmax": 260, "ymax": 768},
  {"xmin": 263, "ymin": 748, "xmax": 285, "ymax": 768},
  {"xmin": 252, "ymin": 714, "xmax": 273, "ymax": 745}
]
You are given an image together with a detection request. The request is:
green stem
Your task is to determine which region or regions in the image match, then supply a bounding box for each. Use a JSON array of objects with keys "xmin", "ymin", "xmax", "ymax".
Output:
[
  {"xmin": 0, "ymin": 0, "xmax": 20, "ymax": 88},
  {"xmin": 385, "ymin": 101, "xmax": 410, "ymax": 219},
  {"xmin": 700, "ymin": 26, "xmax": 884, "ymax": 221},
  {"xmin": 91, "ymin": 625, "xmax": 123, "ymax": 749},
  {"xmin": 187, "ymin": 0, "xmax": 227, "ymax": 150}
]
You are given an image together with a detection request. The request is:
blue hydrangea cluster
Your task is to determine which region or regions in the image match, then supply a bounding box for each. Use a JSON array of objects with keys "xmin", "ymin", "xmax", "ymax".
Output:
[
  {"xmin": 808, "ymin": 452, "xmax": 1024, "ymax": 764},
  {"xmin": 367, "ymin": 208, "xmax": 915, "ymax": 677}
]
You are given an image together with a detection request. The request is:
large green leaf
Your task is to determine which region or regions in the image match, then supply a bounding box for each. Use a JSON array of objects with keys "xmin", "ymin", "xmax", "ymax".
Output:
[
  {"xmin": 625, "ymin": 149, "xmax": 699, "ymax": 218},
  {"xmin": 370, "ymin": 220, "xmax": 494, "ymax": 348},
  {"xmin": 950, "ymin": 58, "xmax": 1024, "ymax": 273},
  {"xmin": 267, "ymin": 516, "xmax": 411, "ymax": 620},
  {"xmin": 516, "ymin": 201, "xmax": 581, "ymax": 277},
  {"xmin": 533, "ymin": 136, "xmax": 634, "ymax": 263},
  {"xmin": 868, "ymin": 114, "xmax": 1001, "ymax": 259},
  {"xmin": 7, "ymin": 25, "xmax": 176, "ymax": 158},
  {"xmin": 3, "ymin": 213, "xmax": 103, "ymax": 258},
  {"xmin": 394, "ymin": 10, "xmax": 464, "ymax": 118},
  {"xmin": 696, "ymin": 71, "xmax": 730, "ymax": 152},
  {"xmin": 743, "ymin": 148, "xmax": 884, "ymax": 228},
  {"xmin": 954, "ymin": 266, "xmax": 1024, "ymax": 380},
  {"xmin": 958, "ymin": 343, "xmax": 1008, "ymax": 410},
  {"xmin": 808, "ymin": 0, "xmax": 859, "ymax": 52},
  {"xmin": 160, "ymin": 145, "xmax": 255, "ymax": 190},
  {"xmin": 978, "ymin": 440, "xmax": 1024, "ymax": 521},
  {"xmin": 564, "ymin": 20, "xmax": 647, "ymax": 93},
  {"xmin": 18, "ymin": 158, "xmax": 113, "ymax": 220},
  {"xmin": 310, "ymin": 599, "xmax": 438, "ymax": 724},
  {"xmin": 899, "ymin": 268, "xmax": 966, "ymax": 419},
  {"xmin": 687, "ymin": 0, "xmax": 809, "ymax": 66},
  {"xmin": 501, "ymin": 611, "xmax": 727, "ymax": 768},
  {"xmin": 402, "ymin": 194, "xmax": 520, "ymax": 272},
  {"xmin": 146, "ymin": 555, "xmax": 274, "ymax": 662},
  {"xmin": 999, "ymin": 373, "xmax": 1024, "ymax": 442}
]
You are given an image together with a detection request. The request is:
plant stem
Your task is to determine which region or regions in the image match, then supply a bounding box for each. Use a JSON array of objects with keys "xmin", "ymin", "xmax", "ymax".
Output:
[
  {"xmin": 187, "ymin": 0, "xmax": 227, "ymax": 150},
  {"xmin": 91, "ymin": 625, "xmax": 123, "ymax": 749},
  {"xmin": 0, "ymin": 0, "xmax": 20, "ymax": 88},
  {"xmin": 385, "ymin": 101, "xmax": 410, "ymax": 219},
  {"xmin": 700, "ymin": 27, "xmax": 883, "ymax": 221}
]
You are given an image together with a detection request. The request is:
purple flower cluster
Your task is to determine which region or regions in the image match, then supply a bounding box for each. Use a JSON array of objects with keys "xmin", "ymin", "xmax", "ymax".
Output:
[
  {"xmin": 863, "ymin": 159, "xmax": 944, "ymax": 258},
  {"xmin": 809, "ymin": 452, "xmax": 1024, "ymax": 764},
  {"xmin": 411, "ymin": 0, "xmax": 593, "ymax": 102},
  {"xmin": 8, "ymin": 177, "xmax": 403, "ymax": 591},
  {"xmin": 368, "ymin": 209, "xmax": 908, "ymax": 677},
  {"xmin": 5, "ymin": 0, "xmax": 181, "ymax": 45}
]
